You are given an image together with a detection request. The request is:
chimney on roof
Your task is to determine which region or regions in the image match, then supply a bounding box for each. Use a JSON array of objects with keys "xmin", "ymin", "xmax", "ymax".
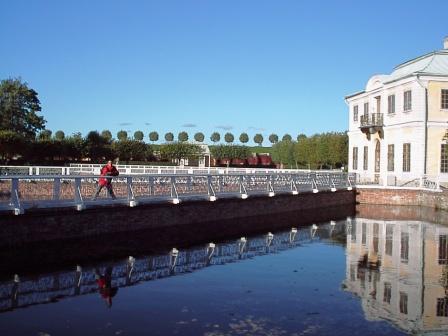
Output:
[{"xmin": 444, "ymin": 36, "xmax": 448, "ymax": 49}]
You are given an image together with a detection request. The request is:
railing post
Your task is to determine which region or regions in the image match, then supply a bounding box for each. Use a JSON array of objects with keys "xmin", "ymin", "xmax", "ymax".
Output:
[
  {"xmin": 74, "ymin": 177, "xmax": 85, "ymax": 211},
  {"xmin": 239, "ymin": 175, "xmax": 248, "ymax": 199},
  {"xmin": 149, "ymin": 176, "xmax": 154, "ymax": 196},
  {"xmin": 127, "ymin": 176, "xmax": 138, "ymax": 207},
  {"xmin": 171, "ymin": 176, "xmax": 180, "ymax": 204},
  {"xmin": 53, "ymin": 178, "xmax": 61, "ymax": 201},
  {"xmin": 207, "ymin": 175, "xmax": 216, "ymax": 201},
  {"xmin": 11, "ymin": 178, "xmax": 24, "ymax": 215}
]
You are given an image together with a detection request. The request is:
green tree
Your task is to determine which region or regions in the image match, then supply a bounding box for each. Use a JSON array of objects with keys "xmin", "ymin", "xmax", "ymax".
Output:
[
  {"xmin": 0, "ymin": 78, "xmax": 46, "ymax": 138},
  {"xmin": 54, "ymin": 130, "xmax": 65, "ymax": 141},
  {"xmin": 178, "ymin": 131, "xmax": 189, "ymax": 142},
  {"xmin": 239, "ymin": 132, "xmax": 249, "ymax": 144},
  {"xmin": 134, "ymin": 130, "xmax": 144, "ymax": 141},
  {"xmin": 224, "ymin": 132, "xmax": 234, "ymax": 143},
  {"xmin": 272, "ymin": 140, "xmax": 296, "ymax": 168},
  {"xmin": 297, "ymin": 133, "xmax": 307, "ymax": 142},
  {"xmin": 253, "ymin": 133, "xmax": 264, "ymax": 146},
  {"xmin": 101, "ymin": 130, "xmax": 113, "ymax": 142},
  {"xmin": 210, "ymin": 132, "xmax": 220, "ymax": 143},
  {"xmin": 149, "ymin": 131, "xmax": 159, "ymax": 142},
  {"xmin": 38, "ymin": 129, "xmax": 52, "ymax": 141},
  {"xmin": 210, "ymin": 144, "xmax": 250, "ymax": 160},
  {"xmin": 194, "ymin": 132, "xmax": 204, "ymax": 142},
  {"xmin": 159, "ymin": 142, "xmax": 203, "ymax": 163},
  {"xmin": 282, "ymin": 134, "xmax": 292, "ymax": 141},
  {"xmin": 0, "ymin": 130, "xmax": 26, "ymax": 163},
  {"xmin": 117, "ymin": 130, "xmax": 128, "ymax": 141},
  {"xmin": 165, "ymin": 132, "xmax": 174, "ymax": 142},
  {"xmin": 85, "ymin": 130, "xmax": 112, "ymax": 162},
  {"xmin": 269, "ymin": 133, "xmax": 279, "ymax": 144},
  {"xmin": 113, "ymin": 140, "xmax": 148, "ymax": 162}
]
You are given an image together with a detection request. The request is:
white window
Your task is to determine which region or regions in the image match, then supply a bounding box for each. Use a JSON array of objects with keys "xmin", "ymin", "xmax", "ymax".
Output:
[{"xmin": 388, "ymin": 94, "xmax": 395, "ymax": 114}]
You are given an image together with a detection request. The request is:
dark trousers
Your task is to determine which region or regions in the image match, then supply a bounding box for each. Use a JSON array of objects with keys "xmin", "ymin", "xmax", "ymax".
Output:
[{"xmin": 93, "ymin": 184, "xmax": 116, "ymax": 199}]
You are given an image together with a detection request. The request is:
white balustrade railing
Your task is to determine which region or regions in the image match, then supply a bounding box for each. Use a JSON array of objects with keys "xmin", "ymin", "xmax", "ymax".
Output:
[
  {"xmin": 0, "ymin": 164, "xmax": 341, "ymax": 176},
  {"xmin": 0, "ymin": 172, "xmax": 355, "ymax": 215}
]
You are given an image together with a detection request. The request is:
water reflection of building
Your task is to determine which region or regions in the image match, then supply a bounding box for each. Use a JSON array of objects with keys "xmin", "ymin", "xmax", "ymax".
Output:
[{"xmin": 344, "ymin": 217, "xmax": 448, "ymax": 334}]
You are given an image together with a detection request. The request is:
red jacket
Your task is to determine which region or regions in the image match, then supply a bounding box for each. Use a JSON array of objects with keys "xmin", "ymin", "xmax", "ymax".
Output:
[{"xmin": 99, "ymin": 164, "xmax": 119, "ymax": 186}]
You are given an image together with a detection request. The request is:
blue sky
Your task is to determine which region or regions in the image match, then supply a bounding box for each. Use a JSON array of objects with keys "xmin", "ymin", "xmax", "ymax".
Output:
[{"xmin": 1, "ymin": 0, "xmax": 447, "ymax": 145}]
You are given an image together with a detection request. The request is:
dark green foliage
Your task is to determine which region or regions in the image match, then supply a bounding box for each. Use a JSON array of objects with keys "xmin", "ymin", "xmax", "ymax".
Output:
[
  {"xmin": 178, "ymin": 131, "xmax": 189, "ymax": 142},
  {"xmin": 210, "ymin": 145, "xmax": 250, "ymax": 160},
  {"xmin": 0, "ymin": 130, "xmax": 26, "ymax": 162},
  {"xmin": 269, "ymin": 134, "xmax": 279, "ymax": 144},
  {"xmin": 271, "ymin": 140, "xmax": 296, "ymax": 168},
  {"xmin": 224, "ymin": 132, "xmax": 234, "ymax": 143},
  {"xmin": 54, "ymin": 130, "xmax": 65, "ymax": 141},
  {"xmin": 101, "ymin": 130, "xmax": 113, "ymax": 142},
  {"xmin": 38, "ymin": 129, "xmax": 52, "ymax": 141},
  {"xmin": 239, "ymin": 133, "xmax": 249, "ymax": 144},
  {"xmin": 210, "ymin": 132, "xmax": 220, "ymax": 143},
  {"xmin": 194, "ymin": 132, "xmax": 204, "ymax": 142},
  {"xmin": 134, "ymin": 130, "xmax": 144, "ymax": 141},
  {"xmin": 164, "ymin": 132, "xmax": 174, "ymax": 142},
  {"xmin": 159, "ymin": 142, "xmax": 203, "ymax": 162},
  {"xmin": 113, "ymin": 140, "xmax": 149, "ymax": 162},
  {"xmin": 149, "ymin": 131, "xmax": 159, "ymax": 142},
  {"xmin": 117, "ymin": 130, "xmax": 128, "ymax": 141},
  {"xmin": 282, "ymin": 134, "xmax": 292, "ymax": 141},
  {"xmin": 0, "ymin": 78, "xmax": 46, "ymax": 138},
  {"xmin": 253, "ymin": 133, "xmax": 263, "ymax": 146},
  {"xmin": 85, "ymin": 130, "xmax": 113, "ymax": 162}
]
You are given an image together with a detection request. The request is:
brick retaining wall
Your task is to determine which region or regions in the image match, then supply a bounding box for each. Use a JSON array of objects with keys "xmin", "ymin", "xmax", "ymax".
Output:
[
  {"xmin": 356, "ymin": 187, "xmax": 448, "ymax": 211},
  {"xmin": 0, "ymin": 190, "xmax": 355, "ymax": 248}
]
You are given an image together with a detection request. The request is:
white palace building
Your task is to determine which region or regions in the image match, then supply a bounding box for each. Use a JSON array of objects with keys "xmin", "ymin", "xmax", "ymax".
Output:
[{"xmin": 346, "ymin": 37, "xmax": 448, "ymax": 186}]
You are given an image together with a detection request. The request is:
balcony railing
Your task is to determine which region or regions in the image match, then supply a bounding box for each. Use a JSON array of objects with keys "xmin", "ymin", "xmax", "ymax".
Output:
[{"xmin": 360, "ymin": 113, "xmax": 383, "ymax": 128}]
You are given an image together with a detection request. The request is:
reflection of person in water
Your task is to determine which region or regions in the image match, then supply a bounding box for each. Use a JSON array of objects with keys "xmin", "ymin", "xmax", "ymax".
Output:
[{"xmin": 95, "ymin": 266, "xmax": 118, "ymax": 308}]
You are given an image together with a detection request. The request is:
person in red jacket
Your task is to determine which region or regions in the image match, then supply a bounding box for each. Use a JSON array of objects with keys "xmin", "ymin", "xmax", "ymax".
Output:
[{"xmin": 92, "ymin": 160, "xmax": 119, "ymax": 200}]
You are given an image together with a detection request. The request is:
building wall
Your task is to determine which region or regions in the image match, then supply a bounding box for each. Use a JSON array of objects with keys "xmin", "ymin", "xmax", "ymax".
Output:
[{"xmin": 348, "ymin": 78, "xmax": 427, "ymax": 184}]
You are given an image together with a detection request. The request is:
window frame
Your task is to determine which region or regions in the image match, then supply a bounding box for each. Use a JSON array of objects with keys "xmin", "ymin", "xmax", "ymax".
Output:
[
  {"xmin": 388, "ymin": 94, "xmax": 395, "ymax": 114},
  {"xmin": 441, "ymin": 89, "xmax": 448, "ymax": 110},
  {"xmin": 403, "ymin": 90, "xmax": 412, "ymax": 112},
  {"xmin": 403, "ymin": 143, "xmax": 411, "ymax": 172}
]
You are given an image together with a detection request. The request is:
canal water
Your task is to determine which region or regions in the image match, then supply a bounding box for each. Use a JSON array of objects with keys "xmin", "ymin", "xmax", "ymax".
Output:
[{"xmin": 1, "ymin": 208, "xmax": 448, "ymax": 335}]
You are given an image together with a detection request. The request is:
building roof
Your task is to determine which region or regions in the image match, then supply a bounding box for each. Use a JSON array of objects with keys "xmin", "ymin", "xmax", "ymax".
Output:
[
  {"xmin": 385, "ymin": 49, "xmax": 448, "ymax": 83},
  {"xmin": 345, "ymin": 44, "xmax": 448, "ymax": 100}
]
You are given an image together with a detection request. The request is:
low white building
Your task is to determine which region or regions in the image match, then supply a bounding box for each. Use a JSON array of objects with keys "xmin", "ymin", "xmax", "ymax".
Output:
[{"xmin": 345, "ymin": 38, "xmax": 448, "ymax": 186}]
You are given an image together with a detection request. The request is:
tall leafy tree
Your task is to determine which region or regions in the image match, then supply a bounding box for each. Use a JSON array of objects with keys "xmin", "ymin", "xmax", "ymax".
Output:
[
  {"xmin": 194, "ymin": 132, "xmax": 205, "ymax": 142},
  {"xmin": 282, "ymin": 134, "xmax": 292, "ymax": 141},
  {"xmin": 117, "ymin": 130, "xmax": 128, "ymax": 141},
  {"xmin": 253, "ymin": 133, "xmax": 264, "ymax": 146},
  {"xmin": 164, "ymin": 132, "xmax": 174, "ymax": 142},
  {"xmin": 239, "ymin": 132, "xmax": 249, "ymax": 144},
  {"xmin": 0, "ymin": 78, "xmax": 46, "ymax": 138},
  {"xmin": 268, "ymin": 134, "xmax": 279, "ymax": 144},
  {"xmin": 178, "ymin": 131, "xmax": 189, "ymax": 142},
  {"xmin": 210, "ymin": 132, "xmax": 220, "ymax": 143},
  {"xmin": 224, "ymin": 132, "xmax": 234, "ymax": 143},
  {"xmin": 85, "ymin": 130, "xmax": 112, "ymax": 162},
  {"xmin": 149, "ymin": 131, "xmax": 159, "ymax": 142},
  {"xmin": 54, "ymin": 130, "xmax": 65, "ymax": 141},
  {"xmin": 101, "ymin": 130, "xmax": 112, "ymax": 142},
  {"xmin": 272, "ymin": 140, "xmax": 296, "ymax": 168},
  {"xmin": 134, "ymin": 130, "xmax": 144, "ymax": 141}
]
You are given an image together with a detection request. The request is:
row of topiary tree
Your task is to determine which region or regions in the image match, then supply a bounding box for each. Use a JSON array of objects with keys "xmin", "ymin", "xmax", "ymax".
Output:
[{"xmin": 34, "ymin": 129, "xmax": 306, "ymax": 146}]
